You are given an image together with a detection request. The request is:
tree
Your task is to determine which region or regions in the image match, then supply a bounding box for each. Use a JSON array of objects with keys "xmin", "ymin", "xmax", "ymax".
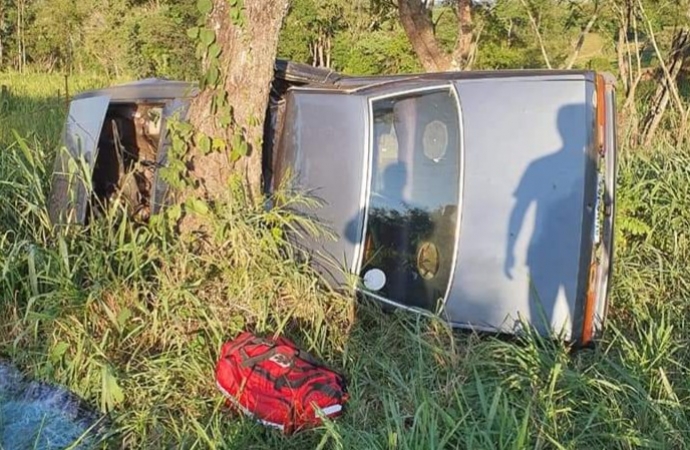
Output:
[
  {"xmin": 279, "ymin": 0, "xmax": 344, "ymax": 68},
  {"xmin": 26, "ymin": 0, "xmax": 83, "ymax": 72},
  {"xmin": 394, "ymin": 0, "xmax": 475, "ymax": 72},
  {"xmin": 183, "ymin": 0, "xmax": 289, "ymax": 209}
]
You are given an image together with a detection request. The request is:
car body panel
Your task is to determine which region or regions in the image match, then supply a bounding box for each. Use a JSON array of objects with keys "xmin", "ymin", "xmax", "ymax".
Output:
[
  {"xmin": 48, "ymin": 95, "xmax": 111, "ymax": 225},
  {"xmin": 274, "ymin": 90, "xmax": 369, "ymax": 285},
  {"xmin": 440, "ymin": 77, "xmax": 595, "ymax": 340},
  {"xmin": 49, "ymin": 61, "xmax": 617, "ymax": 345},
  {"xmin": 72, "ymin": 78, "xmax": 197, "ymax": 103},
  {"xmin": 48, "ymin": 79, "xmax": 196, "ymax": 226}
]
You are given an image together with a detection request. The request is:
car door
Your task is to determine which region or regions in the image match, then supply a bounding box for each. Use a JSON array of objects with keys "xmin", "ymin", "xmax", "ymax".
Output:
[
  {"xmin": 357, "ymin": 84, "xmax": 464, "ymax": 314},
  {"xmin": 48, "ymin": 95, "xmax": 110, "ymax": 225}
]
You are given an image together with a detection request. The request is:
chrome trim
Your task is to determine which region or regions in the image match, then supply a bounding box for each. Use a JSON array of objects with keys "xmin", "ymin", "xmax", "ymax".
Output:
[
  {"xmin": 354, "ymin": 83, "xmax": 463, "ymax": 314},
  {"xmin": 438, "ymin": 84, "xmax": 465, "ymax": 317},
  {"xmin": 351, "ymin": 97, "xmax": 372, "ymax": 274},
  {"xmin": 357, "ymin": 289, "xmax": 439, "ymax": 320}
]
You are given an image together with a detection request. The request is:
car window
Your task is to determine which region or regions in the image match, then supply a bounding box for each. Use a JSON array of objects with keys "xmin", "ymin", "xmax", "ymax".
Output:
[{"xmin": 361, "ymin": 87, "xmax": 461, "ymax": 312}]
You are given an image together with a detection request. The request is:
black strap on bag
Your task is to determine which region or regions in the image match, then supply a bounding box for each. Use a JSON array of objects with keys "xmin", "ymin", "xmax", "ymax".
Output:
[{"xmin": 240, "ymin": 347, "xmax": 293, "ymax": 368}]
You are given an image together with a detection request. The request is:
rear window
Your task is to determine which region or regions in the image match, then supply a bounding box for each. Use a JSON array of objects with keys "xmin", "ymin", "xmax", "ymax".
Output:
[{"xmin": 360, "ymin": 87, "xmax": 462, "ymax": 311}]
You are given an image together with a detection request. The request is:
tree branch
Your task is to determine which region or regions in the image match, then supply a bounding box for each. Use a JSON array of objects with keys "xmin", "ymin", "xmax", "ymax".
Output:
[
  {"xmin": 397, "ymin": 0, "xmax": 451, "ymax": 71},
  {"xmin": 518, "ymin": 0, "xmax": 552, "ymax": 69},
  {"xmin": 564, "ymin": 9, "xmax": 599, "ymax": 70}
]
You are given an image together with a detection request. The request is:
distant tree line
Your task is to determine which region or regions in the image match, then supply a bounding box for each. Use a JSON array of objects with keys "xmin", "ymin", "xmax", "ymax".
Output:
[
  {"xmin": 2, "ymin": 0, "xmax": 690, "ymax": 145},
  {"xmin": 0, "ymin": 0, "xmax": 199, "ymax": 79}
]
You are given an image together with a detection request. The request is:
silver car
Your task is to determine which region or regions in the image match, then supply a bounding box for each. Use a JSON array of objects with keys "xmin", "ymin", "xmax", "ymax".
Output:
[{"xmin": 49, "ymin": 61, "xmax": 618, "ymax": 345}]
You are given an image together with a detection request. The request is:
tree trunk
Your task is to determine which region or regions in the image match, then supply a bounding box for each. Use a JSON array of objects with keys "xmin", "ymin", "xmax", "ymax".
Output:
[
  {"xmin": 0, "ymin": 2, "xmax": 3, "ymax": 69},
  {"xmin": 640, "ymin": 29, "xmax": 690, "ymax": 146},
  {"xmin": 398, "ymin": 0, "xmax": 474, "ymax": 72},
  {"xmin": 563, "ymin": 10, "xmax": 598, "ymax": 70},
  {"xmin": 617, "ymin": 26, "xmax": 629, "ymax": 93},
  {"xmin": 186, "ymin": 0, "xmax": 289, "ymax": 205},
  {"xmin": 451, "ymin": 0, "xmax": 473, "ymax": 69},
  {"xmin": 16, "ymin": 0, "xmax": 21, "ymax": 73},
  {"xmin": 397, "ymin": 0, "xmax": 451, "ymax": 72},
  {"xmin": 519, "ymin": 0, "xmax": 551, "ymax": 69}
]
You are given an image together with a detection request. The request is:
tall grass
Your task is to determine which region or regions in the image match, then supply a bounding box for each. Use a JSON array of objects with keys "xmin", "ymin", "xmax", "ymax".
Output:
[{"xmin": 2, "ymin": 75, "xmax": 690, "ymax": 449}]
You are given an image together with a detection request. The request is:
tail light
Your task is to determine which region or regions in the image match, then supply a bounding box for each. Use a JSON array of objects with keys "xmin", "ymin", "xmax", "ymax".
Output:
[{"xmin": 581, "ymin": 74, "xmax": 608, "ymax": 345}]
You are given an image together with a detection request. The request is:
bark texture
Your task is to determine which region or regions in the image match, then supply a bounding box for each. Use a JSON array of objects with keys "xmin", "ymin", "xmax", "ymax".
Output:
[
  {"xmin": 397, "ymin": 0, "xmax": 473, "ymax": 72},
  {"xmin": 186, "ymin": 0, "xmax": 289, "ymax": 203}
]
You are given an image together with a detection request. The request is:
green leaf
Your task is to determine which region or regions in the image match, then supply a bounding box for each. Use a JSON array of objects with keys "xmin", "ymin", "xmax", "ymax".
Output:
[
  {"xmin": 168, "ymin": 204, "xmax": 183, "ymax": 224},
  {"xmin": 197, "ymin": 0, "xmax": 213, "ymax": 15},
  {"xmin": 50, "ymin": 342, "xmax": 69, "ymax": 363},
  {"xmin": 271, "ymin": 227, "xmax": 283, "ymax": 240},
  {"xmin": 196, "ymin": 42, "xmax": 206, "ymax": 59},
  {"xmin": 198, "ymin": 134, "xmax": 212, "ymax": 155},
  {"xmin": 238, "ymin": 140, "xmax": 248, "ymax": 156},
  {"xmin": 209, "ymin": 43, "xmax": 222, "ymax": 59},
  {"xmin": 177, "ymin": 122, "xmax": 194, "ymax": 137},
  {"xmin": 232, "ymin": 133, "xmax": 249, "ymax": 157},
  {"xmin": 117, "ymin": 307, "xmax": 132, "ymax": 330},
  {"xmin": 217, "ymin": 93, "xmax": 228, "ymax": 110},
  {"xmin": 186, "ymin": 198, "xmax": 210, "ymax": 216},
  {"xmin": 187, "ymin": 27, "xmax": 200, "ymax": 39},
  {"xmin": 207, "ymin": 64, "xmax": 220, "ymax": 86},
  {"xmin": 101, "ymin": 365, "xmax": 124, "ymax": 412},
  {"xmin": 232, "ymin": 133, "xmax": 242, "ymax": 151},
  {"xmin": 172, "ymin": 136, "xmax": 186, "ymax": 155},
  {"xmin": 219, "ymin": 114, "xmax": 232, "ymax": 129},
  {"xmin": 200, "ymin": 28, "xmax": 215, "ymax": 47},
  {"xmin": 212, "ymin": 137, "xmax": 226, "ymax": 151}
]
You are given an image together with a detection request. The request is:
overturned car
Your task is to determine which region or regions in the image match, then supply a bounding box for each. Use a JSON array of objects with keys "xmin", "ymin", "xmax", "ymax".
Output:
[{"xmin": 49, "ymin": 60, "xmax": 617, "ymax": 345}]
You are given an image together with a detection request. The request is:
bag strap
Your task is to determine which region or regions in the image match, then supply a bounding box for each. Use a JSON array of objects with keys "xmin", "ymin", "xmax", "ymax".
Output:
[
  {"xmin": 240, "ymin": 345, "xmax": 300, "ymax": 368},
  {"xmin": 223, "ymin": 333, "xmax": 270, "ymax": 357},
  {"xmin": 294, "ymin": 349, "xmax": 322, "ymax": 368},
  {"xmin": 308, "ymin": 382, "xmax": 344, "ymax": 400},
  {"xmin": 229, "ymin": 333, "xmax": 329, "ymax": 372},
  {"xmin": 274, "ymin": 372, "xmax": 324, "ymax": 390}
]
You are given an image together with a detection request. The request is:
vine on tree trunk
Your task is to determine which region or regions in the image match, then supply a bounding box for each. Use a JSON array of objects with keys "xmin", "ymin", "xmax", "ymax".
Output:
[{"xmin": 151, "ymin": 0, "xmax": 254, "ymax": 235}]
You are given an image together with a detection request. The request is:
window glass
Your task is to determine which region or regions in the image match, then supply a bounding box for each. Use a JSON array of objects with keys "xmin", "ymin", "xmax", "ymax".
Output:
[{"xmin": 361, "ymin": 88, "xmax": 461, "ymax": 311}]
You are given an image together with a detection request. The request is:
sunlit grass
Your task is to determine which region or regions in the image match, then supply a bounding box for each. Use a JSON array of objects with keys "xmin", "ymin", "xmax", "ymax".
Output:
[
  {"xmin": 2, "ymin": 74, "xmax": 690, "ymax": 448},
  {"xmin": 0, "ymin": 72, "xmax": 125, "ymax": 151}
]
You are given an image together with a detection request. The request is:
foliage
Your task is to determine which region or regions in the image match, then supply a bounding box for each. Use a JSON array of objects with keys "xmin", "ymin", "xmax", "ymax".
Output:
[
  {"xmin": 4, "ymin": 0, "xmax": 690, "ymax": 448},
  {"xmin": 1, "ymin": 0, "xmax": 683, "ymax": 79},
  {"xmin": 3, "ymin": 58, "xmax": 690, "ymax": 445},
  {"xmin": 278, "ymin": 0, "xmax": 345, "ymax": 66},
  {"xmin": 332, "ymin": 27, "xmax": 422, "ymax": 75},
  {"xmin": 0, "ymin": 0, "xmax": 199, "ymax": 79},
  {"xmin": 278, "ymin": 0, "xmax": 422, "ymax": 75}
]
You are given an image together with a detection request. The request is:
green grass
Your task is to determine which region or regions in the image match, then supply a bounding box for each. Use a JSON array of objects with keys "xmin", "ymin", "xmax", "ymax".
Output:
[
  {"xmin": 0, "ymin": 73, "xmax": 122, "ymax": 150},
  {"xmin": 3, "ymin": 74, "xmax": 690, "ymax": 449}
]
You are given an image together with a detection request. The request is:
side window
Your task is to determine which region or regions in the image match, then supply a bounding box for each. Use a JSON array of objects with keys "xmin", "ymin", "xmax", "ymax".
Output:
[{"xmin": 361, "ymin": 87, "xmax": 462, "ymax": 312}]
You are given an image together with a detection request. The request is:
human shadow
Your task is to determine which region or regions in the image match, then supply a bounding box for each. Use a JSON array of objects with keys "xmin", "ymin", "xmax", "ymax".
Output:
[{"xmin": 504, "ymin": 103, "xmax": 592, "ymax": 338}]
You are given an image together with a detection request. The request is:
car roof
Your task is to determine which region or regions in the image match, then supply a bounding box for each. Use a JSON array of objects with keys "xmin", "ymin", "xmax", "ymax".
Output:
[
  {"xmin": 72, "ymin": 78, "xmax": 198, "ymax": 103},
  {"xmin": 274, "ymin": 59, "xmax": 607, "ymax": 92}
]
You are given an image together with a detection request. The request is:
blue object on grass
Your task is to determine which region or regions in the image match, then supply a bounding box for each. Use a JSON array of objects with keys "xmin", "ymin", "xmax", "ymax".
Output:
[{"xmin": 0, "ymin": 361, "xmax": 107, "ymax": 449}]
